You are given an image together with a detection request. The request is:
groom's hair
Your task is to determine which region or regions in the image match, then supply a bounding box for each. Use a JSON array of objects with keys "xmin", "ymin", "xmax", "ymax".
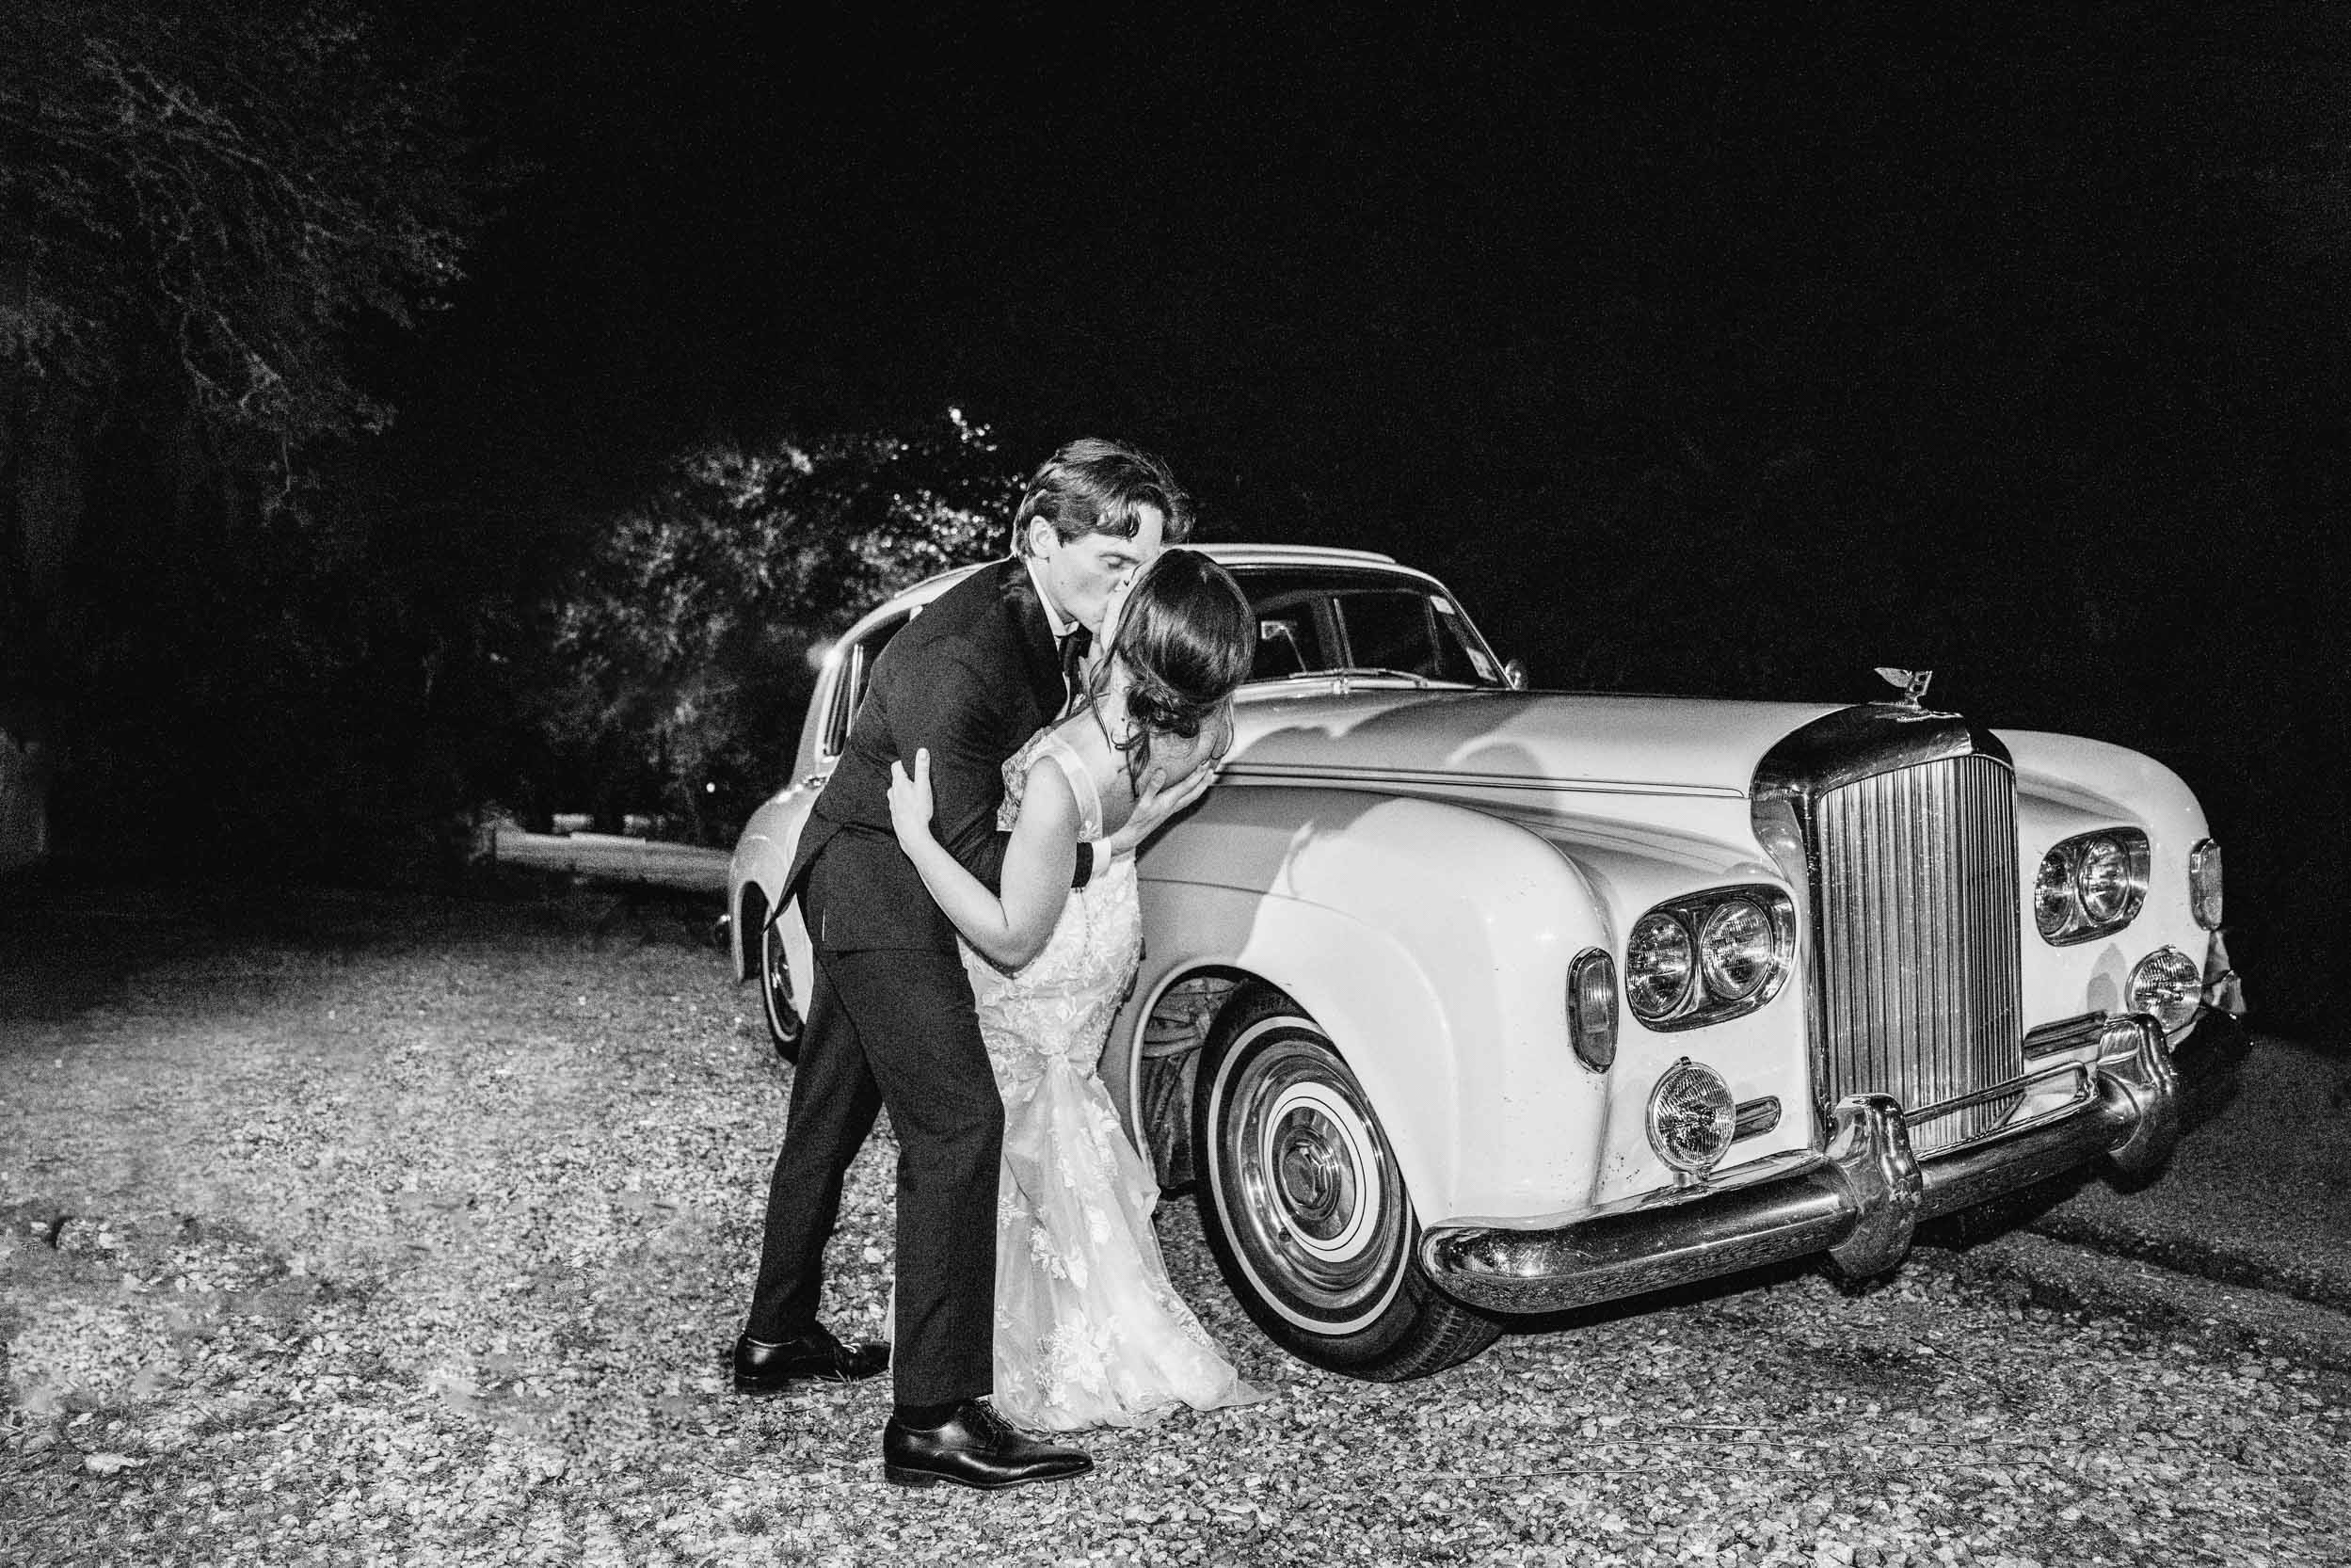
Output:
[{"xmin": 1014, "ymin": 439, "xmax": 1193, "ymax": 555}]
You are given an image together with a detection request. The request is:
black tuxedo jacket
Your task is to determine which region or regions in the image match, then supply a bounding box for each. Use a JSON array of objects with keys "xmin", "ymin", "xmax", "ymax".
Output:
[{"xmin": 787, "ymin": 556, "xmax": 1092, "ymax": 953}]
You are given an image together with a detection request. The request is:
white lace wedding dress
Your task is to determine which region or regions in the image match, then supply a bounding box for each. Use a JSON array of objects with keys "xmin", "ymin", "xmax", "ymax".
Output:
[{"xmin": 961, "ymin": 728, "xmax": 1265, "ymax": 1432}]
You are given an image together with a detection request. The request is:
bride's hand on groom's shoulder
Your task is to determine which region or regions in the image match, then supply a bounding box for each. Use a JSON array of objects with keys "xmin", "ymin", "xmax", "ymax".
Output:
[{"xmin": 888, "ymin": 747, "xmax": 936, "ymax": 849}]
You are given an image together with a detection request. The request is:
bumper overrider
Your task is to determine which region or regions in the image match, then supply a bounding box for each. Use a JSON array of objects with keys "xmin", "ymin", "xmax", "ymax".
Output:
[{"xmin": 1421, "ymin": 1013, "xmax": 2193, "ymax": 1316}]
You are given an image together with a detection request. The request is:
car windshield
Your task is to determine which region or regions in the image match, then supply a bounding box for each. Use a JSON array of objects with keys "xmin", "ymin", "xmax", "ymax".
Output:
[{"xmin": 1226, "ymin": 566, "xmax": 1508, "ymax": 688}]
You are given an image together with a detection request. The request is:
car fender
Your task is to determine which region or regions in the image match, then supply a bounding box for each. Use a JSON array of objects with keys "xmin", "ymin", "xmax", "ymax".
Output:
[
  {"xmin": 2002, "ymin": 729, "xmax": 2216, "ymax": 1033},
  {"xmin": 1123, "ymin": 786, "xmax": 1617, "ymax": 1224},
  {"xmin": 727, "ymin": 786, "xmax": 819, "ymax": 996}
]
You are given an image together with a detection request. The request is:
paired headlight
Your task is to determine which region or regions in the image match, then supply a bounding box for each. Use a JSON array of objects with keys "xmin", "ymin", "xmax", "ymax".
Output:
[
  {"xmin": 1625, "ymin": 913, "xmax": 1695, "ymax": 1018},
  {"xmin": 2033, "ymin": 829, "xmax": 2150, "ymax": 946},
  {"xmin": 1698, "ymin": 900, "xmax": 1778, "ymax": 1001},
  {"xmin": 1623, "ymin": 888, "xmax": 1798, "ymax": 1031}
]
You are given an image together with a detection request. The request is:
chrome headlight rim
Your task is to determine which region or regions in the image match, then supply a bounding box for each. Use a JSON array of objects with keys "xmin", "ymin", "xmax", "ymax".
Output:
[
  {"xmin": 1697, "ymin": 897, "xmax": 1776, "ymax": 1002},
  {"xmin": 1624, "ymin": 910, "xmax": 1696, "ymax": 1024},
  {"xmin": 1627, "ymin": 885, "xmax": 1799, "ymax": 1032},
  {"xmin": 2033, "ymin": 852, "xmax": 2076, "ymax": 940},
  {"xmin": 2034, "ymin": 827, "xmax": 2151, "ymax": 947},
  {"xmin": 2072, "ymin": 834, "xmax": 2135, "ymax": 923}
]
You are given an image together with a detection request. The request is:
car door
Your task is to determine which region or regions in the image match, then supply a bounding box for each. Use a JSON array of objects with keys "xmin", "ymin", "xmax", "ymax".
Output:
[{"xmin": 749, "ymin": 607, "xmax": 915, "ymax": 1052}]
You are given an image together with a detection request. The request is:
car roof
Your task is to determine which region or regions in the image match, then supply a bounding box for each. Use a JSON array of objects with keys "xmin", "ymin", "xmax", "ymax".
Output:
[
  {"xmin": 850, "ymin": 544, "xmax": 1438, "ymax": 627},
  {"xmin": 817, "ymin": 544, "xmax": 1470, "ymax": 677}
]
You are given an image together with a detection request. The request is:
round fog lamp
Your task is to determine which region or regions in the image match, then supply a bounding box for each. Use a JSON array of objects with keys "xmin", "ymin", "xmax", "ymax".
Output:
[
  {"xmin": 1646, "ymin": 1058, "xmax": 1735, "ymax": 1176},
  {"xmin": 1698, "ymin": 898, "xmax": 1775, "ymax": 1001},
  {"xmin": 2128, "ymin": 946, "xmax": 2202, "ymax": 1033},
  {"xmin": 1625, "ymin": 912, "xmax": 1695, "ymax": 1021}
]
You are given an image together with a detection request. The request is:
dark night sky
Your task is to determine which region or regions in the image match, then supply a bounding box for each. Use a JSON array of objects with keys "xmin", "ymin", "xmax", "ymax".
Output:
[
  {"xmin": 357, "ymin": 2, "xmax": 2343, "ymax": 1005},
  {"xmin": 397, "ymin": 7, "xmax": 2334, "ymax": 646},
  {"xmin": 399, "ymin": 8, "xmax": 2003, "ymax": 477},
  {"xmin": 397, "ymin": 4, "xmax": 2343, "ymax": 546}
]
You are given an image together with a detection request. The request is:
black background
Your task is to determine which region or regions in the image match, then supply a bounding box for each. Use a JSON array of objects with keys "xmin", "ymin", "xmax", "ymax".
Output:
[{"xmin": 162, "ymin": 5, "xmax": 2351, "ymax": 1022}]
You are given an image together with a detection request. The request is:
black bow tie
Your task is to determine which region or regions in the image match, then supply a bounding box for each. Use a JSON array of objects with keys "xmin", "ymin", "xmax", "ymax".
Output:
[{"xmin": 1058, "ymin": 627, "xmax": 1092, "ymax": 698}]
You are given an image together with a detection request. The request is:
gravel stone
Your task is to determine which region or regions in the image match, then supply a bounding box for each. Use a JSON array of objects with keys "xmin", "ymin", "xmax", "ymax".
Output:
[{"xmin": 3, "ymin": 891, "xmax": 2347, "ymax": 1565}]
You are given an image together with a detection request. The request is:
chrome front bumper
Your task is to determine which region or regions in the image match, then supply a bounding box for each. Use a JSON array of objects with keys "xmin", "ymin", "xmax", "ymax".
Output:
[{"xmin": 1421, "ymin": 1014, "xmax": 2182, "ymax": 1316}]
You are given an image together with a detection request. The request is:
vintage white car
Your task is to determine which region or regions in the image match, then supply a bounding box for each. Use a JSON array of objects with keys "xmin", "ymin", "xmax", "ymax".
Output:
[{"xmin": 728, "ymin": 545, "xmax": 2245, "ymax": 1380}]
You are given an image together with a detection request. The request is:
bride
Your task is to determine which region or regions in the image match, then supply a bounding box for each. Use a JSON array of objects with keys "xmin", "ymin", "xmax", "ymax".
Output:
[{"xmin": 887, "ymin": 547, "xmax": 1267, "ymax": 1432}]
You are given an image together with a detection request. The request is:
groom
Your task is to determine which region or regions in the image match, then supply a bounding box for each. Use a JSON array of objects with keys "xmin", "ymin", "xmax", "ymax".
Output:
[{"xmin": 736, "ymin": 439, "xmax": 1205, "ymax": 1490}]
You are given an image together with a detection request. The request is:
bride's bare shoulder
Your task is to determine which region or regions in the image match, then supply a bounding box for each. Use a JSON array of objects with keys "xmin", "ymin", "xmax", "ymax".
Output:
[{"xmin": 1016, "ymin": 748, "xmax": 1082, "ymax": 828}]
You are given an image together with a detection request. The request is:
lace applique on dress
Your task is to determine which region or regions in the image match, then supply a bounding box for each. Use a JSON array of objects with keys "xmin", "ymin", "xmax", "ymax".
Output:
[
  {"xmin": 998, "ymin": 729, "xmax": 1105, "ymax": 841},
  {"xmin": 961, "ymin": 727, "xmax": 1264, "ymax": 1432}
]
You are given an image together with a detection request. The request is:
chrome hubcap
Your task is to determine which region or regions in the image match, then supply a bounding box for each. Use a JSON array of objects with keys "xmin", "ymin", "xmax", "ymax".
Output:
[
  {"xmin": 1218, "ymin": 1026, "xmax": 1407, "ymax": 1331},
  {"xmin": 1274, "ymin": 1106, "xmax": 1359, "ymax": 1242}
]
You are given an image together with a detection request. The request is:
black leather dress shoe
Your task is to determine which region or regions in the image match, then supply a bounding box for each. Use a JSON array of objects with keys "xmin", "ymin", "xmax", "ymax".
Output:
[
  {"xmin": 730, "ymin": 1327, "xmax": 889, "ymax": 1396},
  {"xmin": 883, "ymin": 1399, "xmax": 1093, "ymax": 1491}
]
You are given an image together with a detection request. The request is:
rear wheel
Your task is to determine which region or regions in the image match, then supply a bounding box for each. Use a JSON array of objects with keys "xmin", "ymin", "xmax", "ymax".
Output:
[
  {"xmin": 1192, "ymin": 988, "xmax": 1499, "ymax": 1380},
  {"xmin": 759, "ymin": 915, "xmax": 804, "ymax": 1063}
]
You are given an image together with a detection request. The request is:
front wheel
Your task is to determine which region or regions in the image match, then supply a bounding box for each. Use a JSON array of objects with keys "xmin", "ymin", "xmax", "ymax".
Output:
[
  {"xmin": 759, "ymin": 915, "xmax": 804, "ymax": 1063},
  {"xmin": 1192, "ymin": 988, "xmax": 1498, "ymax": 1381}
]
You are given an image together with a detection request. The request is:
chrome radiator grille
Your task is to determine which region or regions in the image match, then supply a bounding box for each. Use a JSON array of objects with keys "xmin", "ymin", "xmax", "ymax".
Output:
[{"xmin": 1811, "ymin": 754, "xmax": 2024, "ymax": 1154}]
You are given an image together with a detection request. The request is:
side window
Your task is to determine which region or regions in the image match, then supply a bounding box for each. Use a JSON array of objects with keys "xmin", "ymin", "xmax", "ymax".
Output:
[
  {"xmin": 819, "ymin": 613, "xmax": 910, "ymax": 760},
  {"xmin": 1228, "ymin": 565, "xmax": 1506, "ymax": 687}
]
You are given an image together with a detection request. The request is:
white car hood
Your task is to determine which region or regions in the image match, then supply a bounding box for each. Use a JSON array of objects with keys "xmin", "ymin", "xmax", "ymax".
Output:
[{"xmin": 1223, "ymin": 687, "xmax": 1848, "ymax": 799}]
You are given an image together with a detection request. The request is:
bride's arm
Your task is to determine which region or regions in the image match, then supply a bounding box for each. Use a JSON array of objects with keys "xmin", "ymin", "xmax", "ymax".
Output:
[{"xmin": 888, "ymin": 747, "xmax": 1078, "ymax": 968}]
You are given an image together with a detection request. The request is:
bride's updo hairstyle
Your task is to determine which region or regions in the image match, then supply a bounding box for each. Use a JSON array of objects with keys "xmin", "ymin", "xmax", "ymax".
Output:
[{"xmin": 1089, "ymin": 549, "xmax": 1253, "ymax": 790}]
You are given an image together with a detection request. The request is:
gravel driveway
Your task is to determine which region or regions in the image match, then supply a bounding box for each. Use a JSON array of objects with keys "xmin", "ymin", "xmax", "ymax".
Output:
[{"xmin": 3, "ymin": 886, "xmax": 2345, "ymax": 1566}]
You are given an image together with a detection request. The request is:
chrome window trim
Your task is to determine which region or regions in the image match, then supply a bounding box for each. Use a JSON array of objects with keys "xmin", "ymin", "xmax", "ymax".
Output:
[{"xmin": 815, "ymin": 610, "xmax": 912, "ymax": 766}]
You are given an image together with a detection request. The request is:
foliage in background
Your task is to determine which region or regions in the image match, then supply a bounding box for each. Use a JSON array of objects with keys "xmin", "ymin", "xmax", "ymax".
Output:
[
  {"xmin": 0, "ymin": 0, "xmax": 495, "ymax": 879},
  {"xmin": 539, "ymin": 410, "xmax": 1018, "ymax": 842},
  {"xmin": 0, "ymin": 0, "xmax": 480, "ymax": 540}
]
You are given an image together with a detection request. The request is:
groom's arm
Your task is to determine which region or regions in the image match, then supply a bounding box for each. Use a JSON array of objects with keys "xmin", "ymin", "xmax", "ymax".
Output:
[{"xmin": 893, "ymin": 650, "xmax": 1091, "ymax": 894}]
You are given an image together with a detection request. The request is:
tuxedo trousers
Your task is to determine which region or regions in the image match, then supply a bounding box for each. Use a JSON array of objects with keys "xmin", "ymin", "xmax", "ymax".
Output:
[{"xmin": 744, "ymin": 837, "xmax": 1003, "ymax": 1407}]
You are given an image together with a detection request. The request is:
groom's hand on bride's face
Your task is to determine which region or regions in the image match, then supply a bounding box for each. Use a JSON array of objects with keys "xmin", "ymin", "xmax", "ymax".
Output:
[
  {"xmin": 888, "ymin": 747, "xmax": 936, "ymax": 846},
  {"xmin": 1108, "ymin": 762, "xmax": 1215, "ymax": 857}
]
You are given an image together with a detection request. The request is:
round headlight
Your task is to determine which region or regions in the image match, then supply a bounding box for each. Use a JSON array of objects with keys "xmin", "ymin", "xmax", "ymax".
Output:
[
  {"xmin": 2033, "ymin": 851, "xmax": 2077, "ymax": 939},
  {"xmin": 2074, "ymin": 835, "xmax": 2132, "ymax": 923},
  {"xmin": 2189, "ymin": 839, "xmax": 2223, "ymax": 930},
  {"xmin": 1647, "ymin": 1058, "xmax": 1735, "ymax": 1176},
  {"xmin": 2128, "ymin": 946, "xmax": 2202, "ymax": 1033},
  {"xmin": 1698, "ymin": 898, "xmax": 1776, "ymax": 1002},
  {"xmin": 1625, "ymin": 912, "xmax": 1695, "ymax": 1022}
]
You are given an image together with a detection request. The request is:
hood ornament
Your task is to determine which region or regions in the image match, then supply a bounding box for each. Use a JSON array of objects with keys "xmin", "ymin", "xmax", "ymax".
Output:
[{"xmin": 1874, "ymin": 666, "xmax": 1935, "ymax": 709}]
